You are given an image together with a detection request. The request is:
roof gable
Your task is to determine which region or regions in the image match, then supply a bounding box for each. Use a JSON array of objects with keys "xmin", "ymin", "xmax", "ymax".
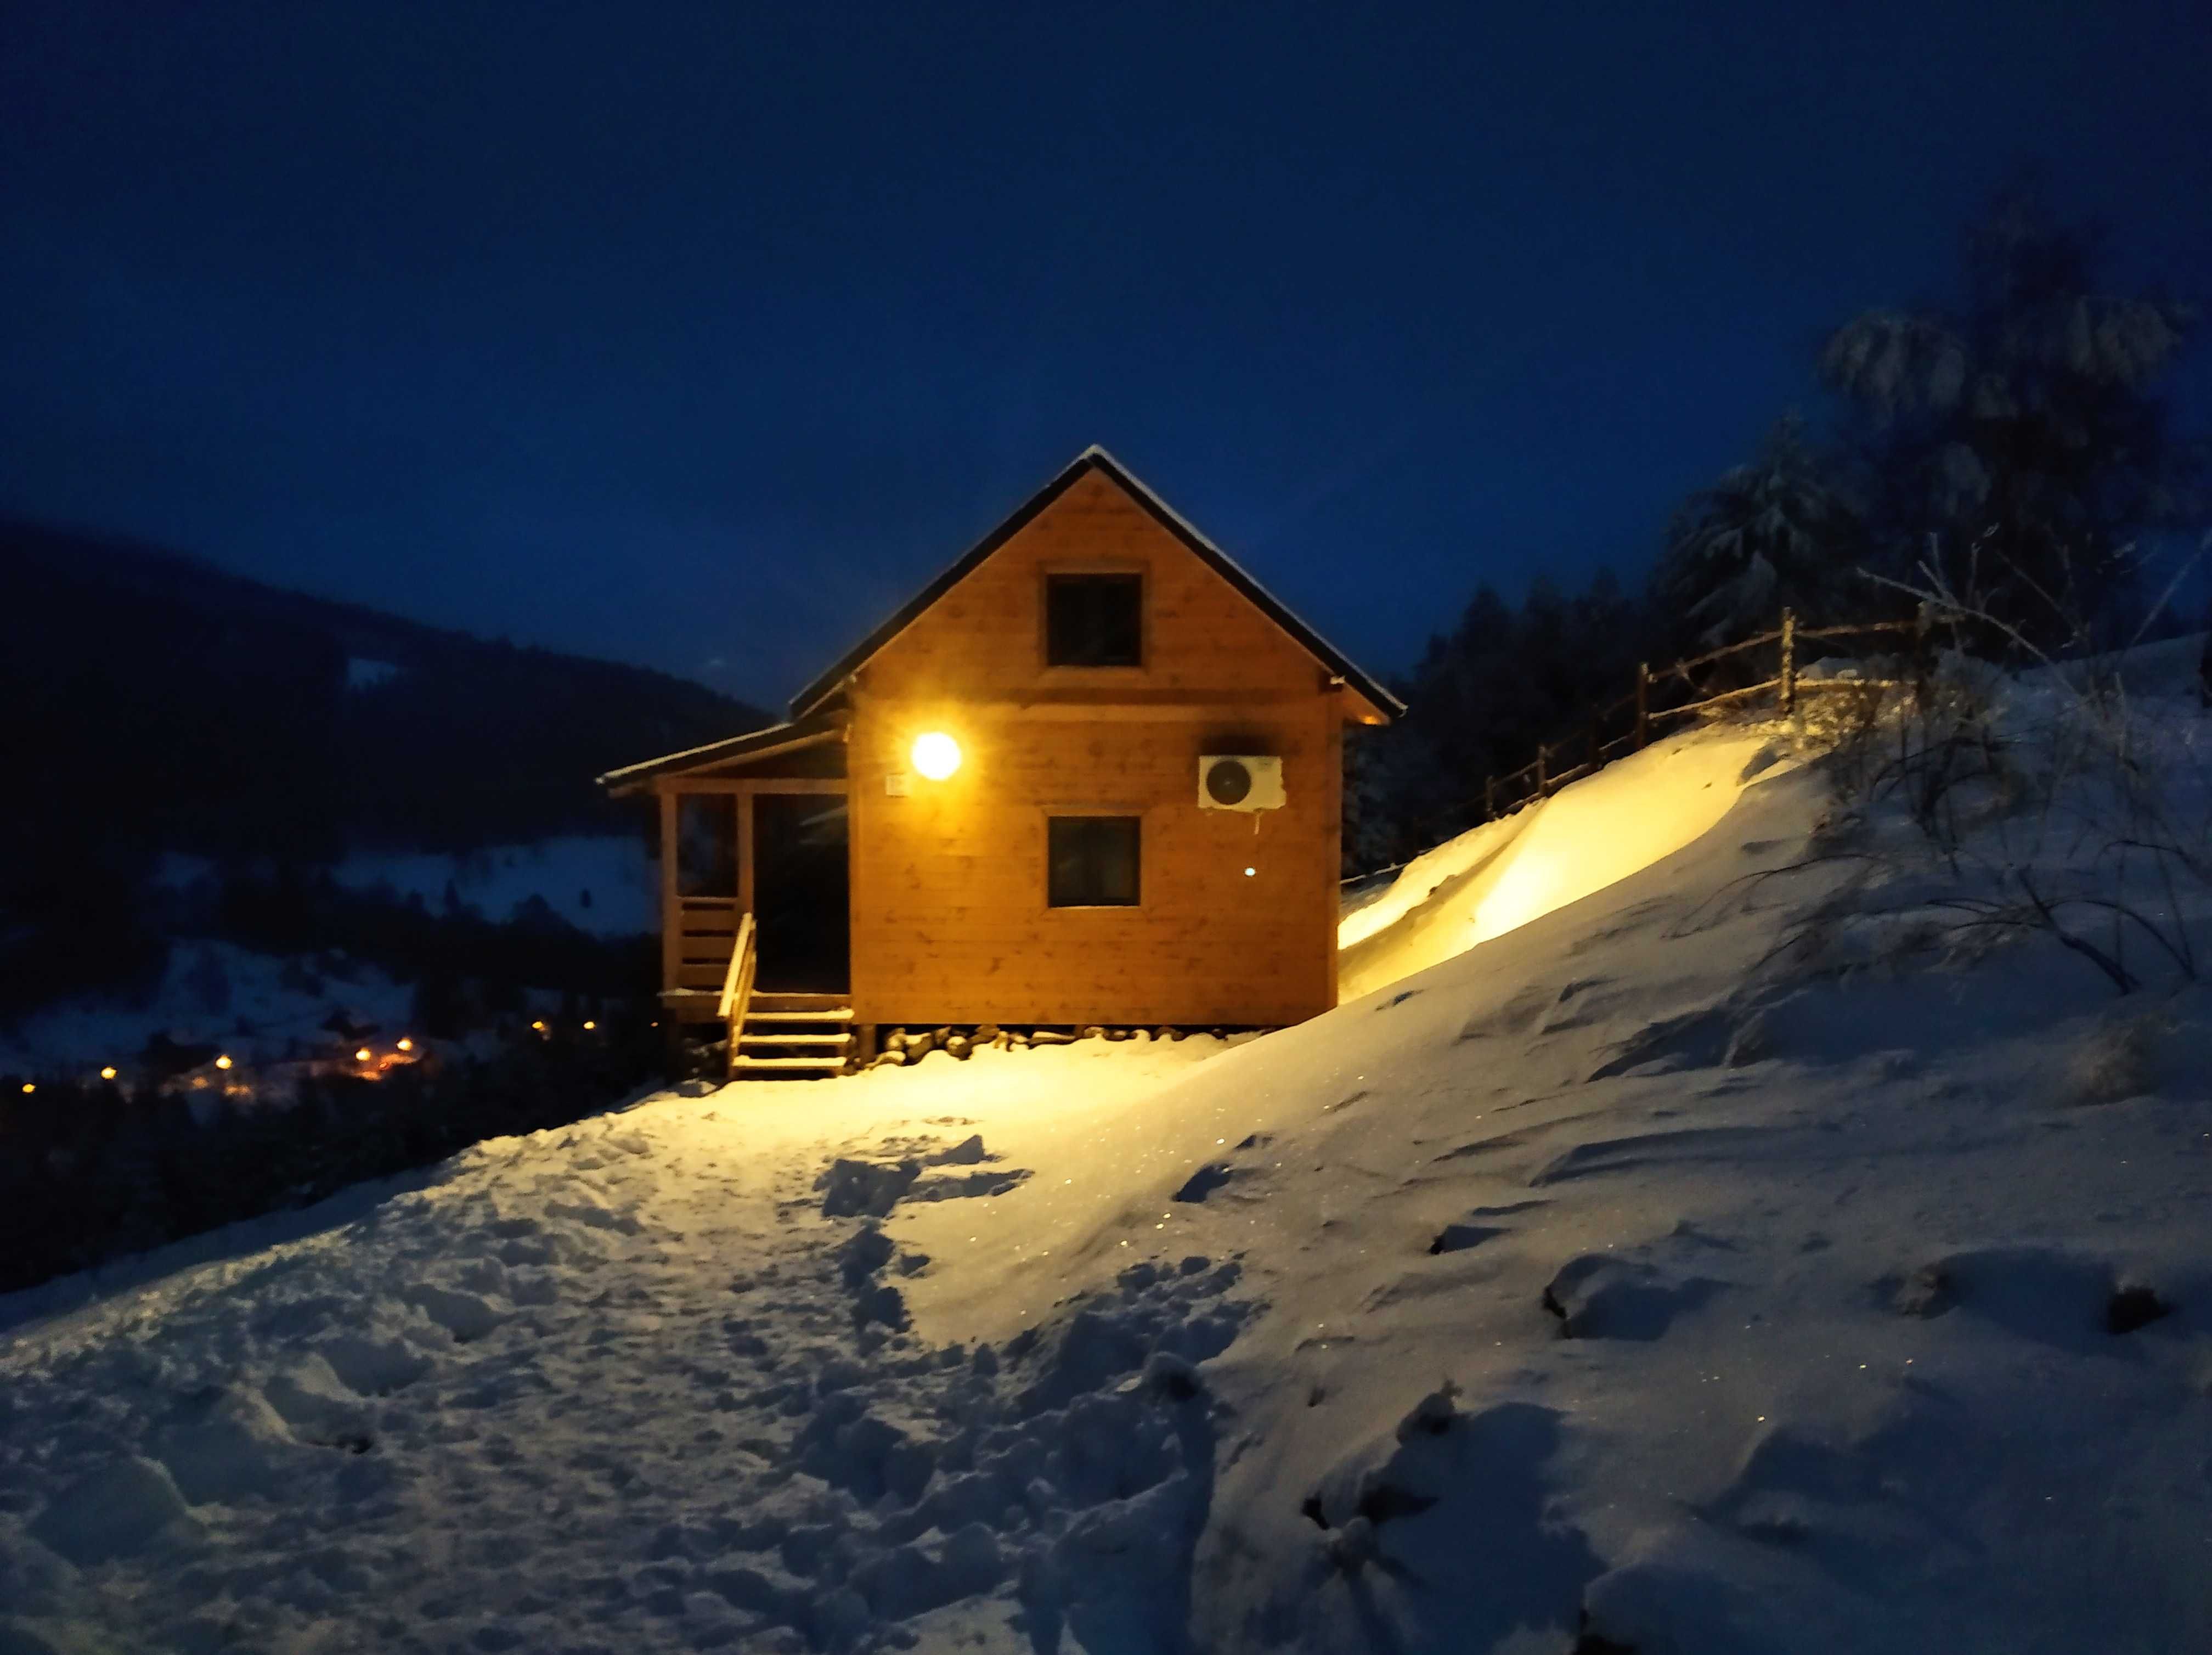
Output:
[{"xmin": 788, "ymin": 447, "xmax": 1402, "ymax": 721}]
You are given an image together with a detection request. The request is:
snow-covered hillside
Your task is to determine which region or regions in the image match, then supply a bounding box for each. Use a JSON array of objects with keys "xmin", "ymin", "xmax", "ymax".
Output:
[
  {"xmin": 331, "ymin": 835, "xmax": 654, "ymax": 939},
  {"xmin": 1338, "ymin": 726, "xmax": 1795, "ymax": 1001},
  {"xmin": 0, "ymin": 941, "xmax": 416, "ymax": 1078},
  {"xmin": 2, "ymin": 837, "xmax": 647, "ymax": 1077},
  {"xmin": 5, "ymin": 701, "xmax": 2210, "ymax": 1654}
]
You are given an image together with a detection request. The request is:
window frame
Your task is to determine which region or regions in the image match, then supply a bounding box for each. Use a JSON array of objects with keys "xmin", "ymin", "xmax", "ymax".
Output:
[
  {"xmin": 1040, "ymin": 568, "xmax": 1147, "ymax": 672},
  {"xmin": 1044, "ymin": 813, "xmax": 1143, "ymax": 910}
]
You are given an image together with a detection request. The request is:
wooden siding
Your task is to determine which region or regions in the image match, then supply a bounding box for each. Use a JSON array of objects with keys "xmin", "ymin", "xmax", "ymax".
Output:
[{"xmin": 846, "ymin": 469, "xmax": 1345, "ymax": 1027}]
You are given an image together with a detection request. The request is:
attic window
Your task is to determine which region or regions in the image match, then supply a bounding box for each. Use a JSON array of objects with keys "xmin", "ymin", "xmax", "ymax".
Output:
[
  {"xmin": 1048, "ymin": 817, "xmax": 1141, "ymax": 907},
  {"xmin": 1045, "ymin": 574, "xmax": 1143, "ymax": 667}
]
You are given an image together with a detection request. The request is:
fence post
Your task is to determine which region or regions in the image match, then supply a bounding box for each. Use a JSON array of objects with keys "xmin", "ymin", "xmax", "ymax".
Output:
[
  {"xmin": 1589, "ymin": 717, "xmax": 1602, "ymax": 774},
  {"xmin": 1909, "ymin": 601, "xmax": 1931, "ymax": 714},
  {"xmin": 1535, "ymin": 743, "xmax": 1548, "ymax": 797},
  {"xmin": 1634, "ymin": 661, "xmax": 1649, "ymax": 750},
  {"xmin": 1483, "ymin": 775, "xmax": 1496, "ymax": 821},
  {"xmin": 1779, "ymin": 607, "xmax": 1797, "ymax": 718}
]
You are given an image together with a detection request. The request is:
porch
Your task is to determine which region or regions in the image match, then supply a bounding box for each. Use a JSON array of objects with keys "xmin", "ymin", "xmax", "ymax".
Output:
[{"xmin": 601, "ymin": 712, "xmax": 861, "ymax": 1078}]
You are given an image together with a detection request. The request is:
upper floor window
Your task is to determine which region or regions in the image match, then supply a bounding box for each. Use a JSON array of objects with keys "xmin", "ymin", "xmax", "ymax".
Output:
[{"xmin": 1045, "ymin": 573, "xmax": 1143, "ymax": 667}]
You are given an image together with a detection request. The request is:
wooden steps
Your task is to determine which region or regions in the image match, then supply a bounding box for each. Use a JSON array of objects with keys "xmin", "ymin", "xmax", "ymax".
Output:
[
  {"xmin": 665, "ymin": 911, "xmax": 856, "ymax": 1080},
  {"xmin": 732, "ymin": 1054, "xmax": 850, "ymax": 1073},
  {"xmin": 729, "ymin": 999, "xmax": 855, "ymax": 1080}
]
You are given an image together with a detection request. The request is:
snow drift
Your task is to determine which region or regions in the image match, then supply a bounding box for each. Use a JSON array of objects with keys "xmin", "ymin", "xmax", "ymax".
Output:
[{"xmin": 1339, "ymin": 725, "xmax": 1800, "ymax": 1001}]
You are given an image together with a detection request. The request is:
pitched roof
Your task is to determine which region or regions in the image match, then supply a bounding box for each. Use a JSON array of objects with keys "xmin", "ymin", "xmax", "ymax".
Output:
[{"xmin": 787, "ymin": 446, "xmax": 1403, "ymax": 721}]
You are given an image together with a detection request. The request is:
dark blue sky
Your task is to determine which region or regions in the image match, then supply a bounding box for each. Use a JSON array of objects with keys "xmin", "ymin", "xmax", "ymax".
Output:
[{"xmin": 4, "ymin": 2, "xmax": 2207, "ymax": 709}]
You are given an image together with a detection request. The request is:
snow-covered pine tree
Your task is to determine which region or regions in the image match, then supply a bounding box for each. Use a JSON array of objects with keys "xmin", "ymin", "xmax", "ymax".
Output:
[
  {"xmin": 1821, "ymin": 189, "xmax": 2204, "ymax": 647},
  {"xmin": 1652, "ymin": 413, "xmax": 1861, "ymax": 653}
]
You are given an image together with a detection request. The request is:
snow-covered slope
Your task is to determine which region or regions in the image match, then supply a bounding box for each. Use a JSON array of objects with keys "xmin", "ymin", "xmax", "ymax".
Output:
[
  {"xmin": 331, "ymin": 834, "xmax": 654, "ymax": 938},
  {"xmin": 1339, "ymin": 727, "xmax": 1797, "ymax": 1001},
  {"xmin": 5, "ymin": 718, "xmax": 2210, "ymax": 1654},
  {"xmin": 0, "ymin": 940, "xmax": 416, "ymax": 1076}
]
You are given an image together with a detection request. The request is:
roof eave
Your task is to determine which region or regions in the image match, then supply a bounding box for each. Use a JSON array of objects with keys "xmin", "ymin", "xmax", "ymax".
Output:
[{"xmin": 596, "ymin": 711, "xmax": 845, "ymax": 796}]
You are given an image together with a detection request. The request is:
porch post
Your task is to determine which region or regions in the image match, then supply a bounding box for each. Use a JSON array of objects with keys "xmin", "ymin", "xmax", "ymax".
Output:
[
  {"xmin": 657, "ymin": 785, "xmax": 680, "ymax": 997},
  {"xmin": 657, "ymin": 785, "xmax": 682, "ymax": 1076},
  {"xmin": 736, "ymin": 789, "xmax": 756, "ymax": 919}
]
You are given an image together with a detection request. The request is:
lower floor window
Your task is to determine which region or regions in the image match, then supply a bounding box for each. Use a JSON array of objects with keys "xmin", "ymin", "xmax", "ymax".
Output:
[{"xmin": 1048, "ymin": 816, "xmax": 1141, "ymax": 907}]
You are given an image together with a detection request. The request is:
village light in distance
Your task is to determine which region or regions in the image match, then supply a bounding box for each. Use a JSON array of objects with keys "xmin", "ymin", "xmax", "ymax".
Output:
[{"xmin": 911, "ymin": 731, "xmax": 962, "ymax": 781}]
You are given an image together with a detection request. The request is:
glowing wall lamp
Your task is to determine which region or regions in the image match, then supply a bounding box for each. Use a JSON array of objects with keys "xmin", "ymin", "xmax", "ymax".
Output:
[{"xmin": 911, "ymin": 731, "xmax": 962, "ymax": 781}]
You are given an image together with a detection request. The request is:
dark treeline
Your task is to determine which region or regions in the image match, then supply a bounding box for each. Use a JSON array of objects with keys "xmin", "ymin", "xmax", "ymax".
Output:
[
  {"xmin": 1351, "ymin": 187, "xmax": 2208, "ymax": 872},
  {"xmin": 1347, "ymin": 571, "xmax": 1649, "ymax": 870}
]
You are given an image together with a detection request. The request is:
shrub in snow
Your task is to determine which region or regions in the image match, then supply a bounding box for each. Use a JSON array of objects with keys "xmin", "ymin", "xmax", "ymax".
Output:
[
  {"xmin": 2061, "ymin": 1011, "xmax": 2167, "ymax": 1105},
  {"xmin": 1810, "ymin": 600, "xmax": 2211, "ymax": 999}
]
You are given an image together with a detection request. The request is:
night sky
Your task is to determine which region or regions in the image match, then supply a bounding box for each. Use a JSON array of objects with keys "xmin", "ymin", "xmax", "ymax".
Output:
[{"xmin": 4, "ymin": 2, "xmax": 2208, "ymax": 710}]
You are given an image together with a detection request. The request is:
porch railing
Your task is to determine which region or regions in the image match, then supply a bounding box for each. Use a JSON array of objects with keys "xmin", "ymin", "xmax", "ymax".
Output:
[{"xmin": 718, "ymin": 912, "xmax": 757, "ymax": 1071}]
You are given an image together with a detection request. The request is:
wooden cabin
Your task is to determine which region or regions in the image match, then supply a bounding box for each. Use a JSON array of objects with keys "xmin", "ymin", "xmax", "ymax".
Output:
[{"xmin": 599, "ymin": 447, "xmax": 1401, "ymax": 1076}]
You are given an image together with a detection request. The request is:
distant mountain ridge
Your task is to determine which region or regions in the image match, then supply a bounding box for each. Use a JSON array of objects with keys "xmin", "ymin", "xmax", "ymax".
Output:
[
  {"xmin": 1, "ymin": 516, "xmax": 766, "ymax": 1009},
  {"xmin": 3, "ymin": 516, "xmax": 766, "ymax": 853}
]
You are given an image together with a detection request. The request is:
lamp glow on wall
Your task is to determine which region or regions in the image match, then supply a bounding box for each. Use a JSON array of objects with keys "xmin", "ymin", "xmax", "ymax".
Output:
[{"xmin": 911, "ymin": 731, "xmax": 962, "ymax": 781}]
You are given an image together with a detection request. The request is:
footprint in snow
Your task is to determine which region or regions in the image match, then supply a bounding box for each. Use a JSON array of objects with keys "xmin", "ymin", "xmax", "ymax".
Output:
[
  {"xmin": 1541, "ymin": 1254, "xmax": 1724, "ymax": 1339},
  {"xmin": 312, "ymin": 1333, "xmax": 432, "ymax": 1396}
]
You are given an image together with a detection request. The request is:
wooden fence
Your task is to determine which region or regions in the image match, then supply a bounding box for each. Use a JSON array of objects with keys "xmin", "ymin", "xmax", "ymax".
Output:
[{"xmin": 1476, "ymin": 609, "xmax": 1925, "ymax": 824}]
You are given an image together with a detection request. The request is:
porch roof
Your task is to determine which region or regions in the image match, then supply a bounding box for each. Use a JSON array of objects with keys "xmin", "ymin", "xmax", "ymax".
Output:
[{"xmin": 596, "ymin": 709, "xmax": 846, "ymax": 796}]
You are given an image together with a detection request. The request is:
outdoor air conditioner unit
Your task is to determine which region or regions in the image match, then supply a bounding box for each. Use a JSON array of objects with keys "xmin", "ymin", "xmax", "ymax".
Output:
[{"xmin": 1198, "ymin": 755, "xmax": 1285, "ymax": 812}]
